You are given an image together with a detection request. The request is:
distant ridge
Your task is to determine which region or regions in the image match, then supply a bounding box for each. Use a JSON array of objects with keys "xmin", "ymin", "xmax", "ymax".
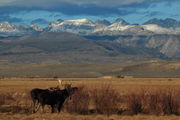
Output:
[
  {"xmin": 0, "ymin": 18, "xmax": 180, "ymax": 37},
  {"xmin": 144, "ymin": 18, "xmax": 180, "ymax": 29},
  {"xmin": 0, "ymin": 32, "xmax": 180, "ymax": 63}
]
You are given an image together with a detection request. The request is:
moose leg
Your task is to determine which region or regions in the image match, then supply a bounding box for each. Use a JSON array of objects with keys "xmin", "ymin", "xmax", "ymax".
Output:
[
  {"xmin": 35, "ymin": 102, "xmax": 41, "ymax": 113},
  {"xmin": 41, "ymin": 104, "xmax": 45, "ymax": 113},
  {"xmin": 57, "ymin": 103, "xmax": 63, "ymax": 113},
  {"xmin": 32, "ymin": 101, "xmax": 35, "ymax": 113},
  {"xmin": 51, "ymin": 105, "xmax": 55, "ymax": 113},
  {"xmin": 32, "ymin": 100, "xmax": 38, "ymax": 113}
]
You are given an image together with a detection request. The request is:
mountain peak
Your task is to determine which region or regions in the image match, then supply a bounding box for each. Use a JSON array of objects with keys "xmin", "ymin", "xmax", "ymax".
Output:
[
  {"xmin": 45, "ymin": 18, "xmax": 95, "ymax": 35},
  {"xmin": 57, "ymin": 19, "xmax": 64, "ymax": 22},
  {"xmin": 1, "ymin": 18, "xmax": 180, "ymax": 37},
  {"xmin": 30, "ymin": 24, "xmax": 43, "ymax": 31},
  {"xmin": 66, "ymin": 18, "xmax": 94, "ymax": 24},
  {"xmin": 0, "ymin": 22, "xmax": 17, "ymax": 33},
  {"xmin": 114, "ymin": 18, "xmax": 129, "ymax": 25},
  {"xmin": 0, "ymin": 22, "xmax": 14, "ymax": 27},
  {"xmin": 95, "ymin": 19, "xmax": 111, "ymax": 26},
  {"xmin": 144, "ymin": 18, "xmax": 180, "ymax": 29},
  {"xmin": 164, "ymin": 18, "xmax": 177, "ymax": 22}
]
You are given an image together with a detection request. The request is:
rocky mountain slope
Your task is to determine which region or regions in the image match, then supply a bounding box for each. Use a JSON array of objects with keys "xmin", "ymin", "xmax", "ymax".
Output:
[
  {"xmin": 0, "ymin": 32, "xmax": 164, "ymax": 64},
  {"xmin": 0, "ymin": 32, "xmax": 180, "ymax": 63},
  {"xmin": 115, "ymin": 34, "xmax": 180, "ymax": 58},
  {"xmin": 0, "ymin": 18, "xmax": 180, "ymax": 63}
]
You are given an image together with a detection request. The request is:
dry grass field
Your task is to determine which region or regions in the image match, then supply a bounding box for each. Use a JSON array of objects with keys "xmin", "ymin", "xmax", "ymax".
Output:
[
  {"xmin": 0, "ymin": 113, "xmax": 180, "ymax": 120},
  {"xmin": 0, "ymin": 61, "xmax": 180, "ymax": 78},
  {"xmin": 0, "ymin": 77, "xmax": 180, "ymax": 120}
]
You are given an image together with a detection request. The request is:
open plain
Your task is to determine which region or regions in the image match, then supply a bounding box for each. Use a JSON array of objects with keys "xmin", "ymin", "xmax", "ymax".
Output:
[{"xmin": 0, "ymin": 77, "xmax": 180, "ymax": 120}]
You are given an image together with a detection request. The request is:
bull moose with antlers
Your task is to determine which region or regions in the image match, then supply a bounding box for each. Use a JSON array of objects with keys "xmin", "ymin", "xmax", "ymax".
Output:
[{"xmin": 30, "ymin": 80, "xmax": 78, "ymax": 113}]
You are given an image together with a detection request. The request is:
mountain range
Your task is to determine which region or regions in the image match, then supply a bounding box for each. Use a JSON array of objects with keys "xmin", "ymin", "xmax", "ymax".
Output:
[
  {"xmin": 0, "ymin": 18, "xmax": 180, "ymax": 63},
  {"xmin": 1, "ymin": 18, "xmax": 180, "ymax": 37}
]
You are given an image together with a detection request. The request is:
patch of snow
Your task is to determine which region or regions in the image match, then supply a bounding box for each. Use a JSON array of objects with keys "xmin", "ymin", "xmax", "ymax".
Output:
[{"xmin": 142, "ymin": 24, "xmax": 172, "ymax": 33}]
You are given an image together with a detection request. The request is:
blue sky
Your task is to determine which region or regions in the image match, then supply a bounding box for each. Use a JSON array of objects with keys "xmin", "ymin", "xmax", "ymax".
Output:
[{"xmin": 0, "ymin": 0, "xmax": 180, "ymax": 26}]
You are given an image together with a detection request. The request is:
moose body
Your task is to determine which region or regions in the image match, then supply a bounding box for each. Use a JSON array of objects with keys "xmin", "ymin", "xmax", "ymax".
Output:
[
  {"xmin": 30, "ymin": 87, "xmax": 78, "ymax": 113},
  {"xmin": 30, "ymin": 88, "xmax": 50, "ymax": 113}
]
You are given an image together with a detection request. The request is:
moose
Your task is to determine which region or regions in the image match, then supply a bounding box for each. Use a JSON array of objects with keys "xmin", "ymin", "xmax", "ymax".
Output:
[{"xmin": 30, "ymin": 84, "xmax": 78, "ymax": 113}]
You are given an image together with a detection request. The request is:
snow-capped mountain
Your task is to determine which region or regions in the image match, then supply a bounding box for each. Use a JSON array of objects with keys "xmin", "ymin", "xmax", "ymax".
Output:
[
  {"xmin": 45, "ymin": 18, "xmax": 180, "ymax": 36},
  {"xmin": 44, "ymin": 19, "xmax": 96, "ymax": 35},
  {"xmin": 92, "ymin": 22, "xmax": 180, "ymax": 35},
  {"xmin": 0, "ymin": 22, "xmax": 42, "ymax": 37},
  {"xmin": 113, "ymin": 18, "xmax": 129, "ymax": 25},
  {"xmin": 92, "ymin": 18, "xmax": 131, "ymax": 34},
  {"xmin": 144, "ymin": 18, "xmax": 180, "ymax": 29},
  {"xmin": 93, "ymin": 22, "xmax": 134, "ymax": 35},
  {"xmin": 0, "ymin": 22, "xmax": 19, "ymax": 33},
  {"xmin": 1, "ymin": 18, "xmax": 180, "ymax": 37},
  {"xmin": 141, "ymin": 24, "xmax": 175, "ymax": 34},
  {"xmin": 30, "ymin": 24, "xmax": 43, "ymax": 31},
  {"xmin": 95, "ymin": 19, "xmax": 111, "ymax": 26}
]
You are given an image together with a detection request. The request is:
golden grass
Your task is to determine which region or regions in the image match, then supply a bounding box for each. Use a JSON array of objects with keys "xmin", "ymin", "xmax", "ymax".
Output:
[
  {"xmin": 0, "ymin": 77, "xmax": 180, "ymax": 119},
  {"xmin": 1, "ymin": 77, "xmax": 180, "ymax": 92}
]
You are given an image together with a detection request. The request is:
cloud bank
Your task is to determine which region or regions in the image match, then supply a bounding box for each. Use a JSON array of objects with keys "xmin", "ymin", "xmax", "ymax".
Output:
[
  {"xmin": 1, "ymin": 0, "xmax": 179, "ymax": 8},
  {"xmin": 0, "ymin": 0, "xmax": 179, "ymax": 26}
]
